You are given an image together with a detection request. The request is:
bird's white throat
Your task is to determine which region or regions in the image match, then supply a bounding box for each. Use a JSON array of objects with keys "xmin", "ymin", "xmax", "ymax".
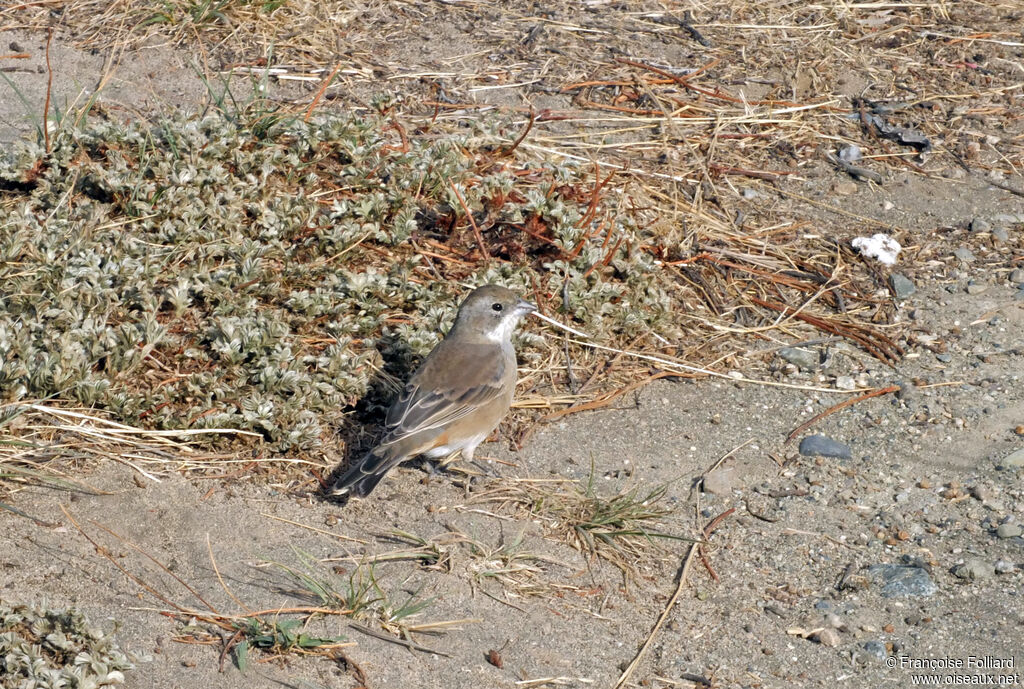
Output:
[{"xmin": 483, "ymin": 314, "xmax": 522, "ymax": 344}]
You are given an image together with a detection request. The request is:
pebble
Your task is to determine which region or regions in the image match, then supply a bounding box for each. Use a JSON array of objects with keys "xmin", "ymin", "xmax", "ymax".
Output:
[
  {"xmin": 952, "ymin": 558, "xmax": 995, "ymax": 581},
  {"xmin": 1010, "ymin": 269, "xmax": 1024, "ymax": 285},
  {"xmin": 992, "ymin": 227, "xmax": 1009, "ymax": 243},
  {"xmin": 815, "ymin": 629, "xmax": 841, "ymax": 647},
  {"xmin": 779, "ymin": 347, "xmax": 819, "ymax": 370},
  {"xmin": 996, "ymin": 523, "xmax": 1023, "ymax": 539},
  {"xmin": 862, "ymin": 640, "xmax": 888, "ymax": 661},
  {"xmin": 994, "ymin": 560, "xmax": 1016, "ymax": 575},
  {"xmin": 896, "ymin": 382, "xmax": 916, "ymax": 401},
  {"xmin": 889, "ymin": 273, "xmax": 916, "ymax": 299},
  {"xmin": 936, "ymin": 353, "xmax": 952, "ymax": 363},
  {"xmin": 799, "ymin": 435, "xmax": 852, "ymax": 460},
  {"xmin": 1001, "ymin": 448, "xmax": 1024, "ymax": 468},
  {"xmin": 992, "ymin": 213, "xmax": 1024, "ymax": 225},
  {"xmin": 835, "ymin": 376, "xmax": 857, "ymax": 391},
  {"xmin": 969, "ymin": 485, "xmax": 993, "ymax": 502},
  {"xmin": 953, "ymin": 247, "xmax": 975, "ymax": 262},
  {"xmin": 839, "ymin": 145, "xmax": 862, "ymax": 162},
  {"xmin": 834, "ymin": 181, "xmax": 859, "ymax": 195},
  {"xmin": 702, "ymin": 467, "xmax": 737, "ymax": 496},
  {"xmin": 969, "ymin": 217, "xmax": 991, "ymax": 233},
  {"xmin": 867, "ymin": 564, "xmax": 938, "ymax": 598},
  {"xmin": 966, "ymin": 283, "xmax": 987, "ymax": 295}
]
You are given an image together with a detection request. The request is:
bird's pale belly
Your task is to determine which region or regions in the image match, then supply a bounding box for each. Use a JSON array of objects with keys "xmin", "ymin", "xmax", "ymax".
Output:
[
  {"xmin": 424, "ymin": 432, "xmax": 489, "ymax": 459},
  {"xmin": 421, "ymin": 384, "xmax": 512, "ymax": 460}
]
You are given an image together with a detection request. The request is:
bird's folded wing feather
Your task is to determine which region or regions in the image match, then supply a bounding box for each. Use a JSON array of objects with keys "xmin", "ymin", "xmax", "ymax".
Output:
[{"xmin": 381, "ymin": 340, "xmax": 507, "ymax": 442}]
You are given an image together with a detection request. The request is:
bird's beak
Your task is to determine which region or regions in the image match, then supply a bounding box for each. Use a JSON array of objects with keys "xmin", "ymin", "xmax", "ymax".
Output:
[{"xmin": 515, "ymin": 299, "xmax": 537, "ymax": 315}]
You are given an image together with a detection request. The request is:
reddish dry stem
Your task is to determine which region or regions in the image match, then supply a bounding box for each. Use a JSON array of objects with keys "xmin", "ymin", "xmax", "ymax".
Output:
[
  {"xmin": 786, "ymin": 385, "xmax": 900, "ymax": 442},
  {"xmin": 502, "ymin": 109, "xmax": 536, "ymax": 156},
  {"xmin": 304, "ymin": 62, "xmax": 342, "ymax": 122}
]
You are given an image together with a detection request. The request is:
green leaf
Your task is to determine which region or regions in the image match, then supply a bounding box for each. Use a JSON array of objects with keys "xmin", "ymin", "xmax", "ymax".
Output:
[{"xmin": 235, "ymin": 639, "xmax": 248, "ymax": 671}]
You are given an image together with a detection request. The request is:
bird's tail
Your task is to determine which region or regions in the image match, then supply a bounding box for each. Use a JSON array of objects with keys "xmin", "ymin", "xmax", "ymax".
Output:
[{"xmin": 328, "ymin": 447, "xmax": 398, "ymax": 499}]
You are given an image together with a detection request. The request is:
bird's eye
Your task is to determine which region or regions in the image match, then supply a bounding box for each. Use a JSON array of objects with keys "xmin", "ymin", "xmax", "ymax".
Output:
[{"xmin": 491, "ymin": 303, "xmax": 503, "ymax": 312}]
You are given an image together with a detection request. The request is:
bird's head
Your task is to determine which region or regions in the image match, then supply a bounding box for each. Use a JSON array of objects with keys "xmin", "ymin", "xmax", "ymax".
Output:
[{"xmin": 450, "ymin": 285, "xmax": 536, "ymax": 344}]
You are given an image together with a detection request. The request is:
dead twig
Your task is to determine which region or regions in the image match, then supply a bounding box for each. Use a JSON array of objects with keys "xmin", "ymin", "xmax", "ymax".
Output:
[
  {"xmin": 787, "ymin": 385, "xmax": 901, "ymax": 442},
  {"xmin": 348, "ymin": 621, "xmax": 451, "ymax": 657},
  {"xmin": 613, "ymin": 508, "xmax": 734, "ymax": 689},
  {"xmin": 304, "ymin": 62, "xmax": 342, "ymax": 122},
  {"xmin": 449, "ymin": 181, "xmax": 491, "ymax": 264},
  {"xmin": 501, "ymin": 108, "xmax": 536, "ymax": 156}
]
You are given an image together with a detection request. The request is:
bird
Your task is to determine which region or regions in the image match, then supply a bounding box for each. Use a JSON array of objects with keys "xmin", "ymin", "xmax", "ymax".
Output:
[{"xmin": 329, "ymin": 285, "xmax": 536, "ymax": 499}]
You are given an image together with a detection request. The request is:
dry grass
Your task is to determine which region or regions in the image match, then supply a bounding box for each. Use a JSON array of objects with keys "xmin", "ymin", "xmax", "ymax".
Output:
[
  {"xmin": 0, "ymin": 401, "xmax": 311, "ymax": 520},
  {"xmin": 6, "ymin": 0, "xmax": 1019, "ymax": 369},
  {"xmin": 1, "ymin": 1, "xmax": 1021, "ymax": 481},
  {"xmin": 1, "ymin": 5, "xmax": 1020, "ymax": 681},
  {"xmin": 469, "ymin": 475, "xmax": 689, "ymax": 575}
]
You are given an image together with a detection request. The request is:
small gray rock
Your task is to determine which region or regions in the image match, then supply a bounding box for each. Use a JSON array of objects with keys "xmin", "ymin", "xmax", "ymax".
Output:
[
  {"xmin": 936, "ymin": 353, "xmax": 952, "ymax": 363},
  {"xmin": 994, "ymin": 560, "xmax": 1016, "ymax": 575},
  {"xmin": 992, "ymin": 227, "xmax": 1009, "ymax": 243},
  {"xmin": 896, "ymin": 381, "xmax": 916, "ymax": 400},
  {"xmin": 799, "ymin": 434, "xmax": 852, "ymax": 459},
  {"xmin": 702, "ymin": 467, "xmax": 736, "ymax": 496},
  {"xmin": 889, "ymin": 273, "xmax": 916, "ymax": 299},
  {"xmin": 969, "ymin": 217, "xmax": 991, "ymax": 233},
  {"xmin": 953, "ymin": 247, "xmax": 975, "ymax": 262},
  {"xmin": 1009, "ymin": 269, "xmax": 1024, "ymax": 285},
  {"xmin": 1001, "ymin": 448, "xmax": 1024, "ymax": 468},
  {"xmin": 779, "ymin": 347, "xmax": 819, "ymax": 370},
  {"xmin": 839, "ymin": 145, "xmax": 862, "ymax": 162},
  {"xmin": 835, "ymin": 376, "xmax": 857, "ymax": 391},
  {"xmin": 862, "ymin": 640, "xmax": 888, "ymax": 661},
  {"xmin": 966, "ymin": 283, "xmax": 987, "ymax": 295},
  {"xmin": 815, "ymin": 629, "xmax": 841, "ymax": 647},
  {"xmin": 992, "ymin": 213, "xmax": 1024, "ymax": 225},
  {"xmin": 867, "ymin": 564, "xmax": 938, "ymax": 598},
  {"xmin": 969, "ymin": 484, "xmax": 993, "ymax": 502},
  {"xmin": 996, "ymin": 523, "xmax": 1023, "ymax": 539},
  {"xmin": 953, "ymin": 558, "xmax": 995, "ymax": 581}
]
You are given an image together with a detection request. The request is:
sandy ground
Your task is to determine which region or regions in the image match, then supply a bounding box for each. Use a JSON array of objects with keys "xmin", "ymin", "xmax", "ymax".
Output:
[{"xmin": 2, "ymin": 15, "xmax": 1024, "ymax": 689}]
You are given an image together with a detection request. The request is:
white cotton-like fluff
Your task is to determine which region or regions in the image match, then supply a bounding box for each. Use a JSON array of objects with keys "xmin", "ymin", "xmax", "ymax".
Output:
[{"xmin": 851, "ymin": 233, "xmax": 901, "ymax": 266}]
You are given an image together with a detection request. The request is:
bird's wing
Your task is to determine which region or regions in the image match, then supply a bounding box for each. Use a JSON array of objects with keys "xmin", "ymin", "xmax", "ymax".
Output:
[
  {"xmin": 330, "ymin": 341, "xmax": 510, "ymax": 498},
  {"xmin": 381, "ymin": 340, "xmax": 508, "ymax": 442}
]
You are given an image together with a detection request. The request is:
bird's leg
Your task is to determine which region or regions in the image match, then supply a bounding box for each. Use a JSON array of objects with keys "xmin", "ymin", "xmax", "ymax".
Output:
[
  {"xmin": 461, "ymin": 445, "xmax": 502, "ymax": 478},
  {"xmin": 424, "ymin": 445, "xmax": 499, "ymax": 483},
  {"xmin": 422, "ymin": 450, "xmax": 476, "ymax": 483}
]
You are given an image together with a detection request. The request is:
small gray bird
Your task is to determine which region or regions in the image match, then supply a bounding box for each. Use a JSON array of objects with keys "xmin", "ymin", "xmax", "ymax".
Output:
[{"xmin": 330, "ymin": 285, "xmax": 536, "ymax": 498}]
